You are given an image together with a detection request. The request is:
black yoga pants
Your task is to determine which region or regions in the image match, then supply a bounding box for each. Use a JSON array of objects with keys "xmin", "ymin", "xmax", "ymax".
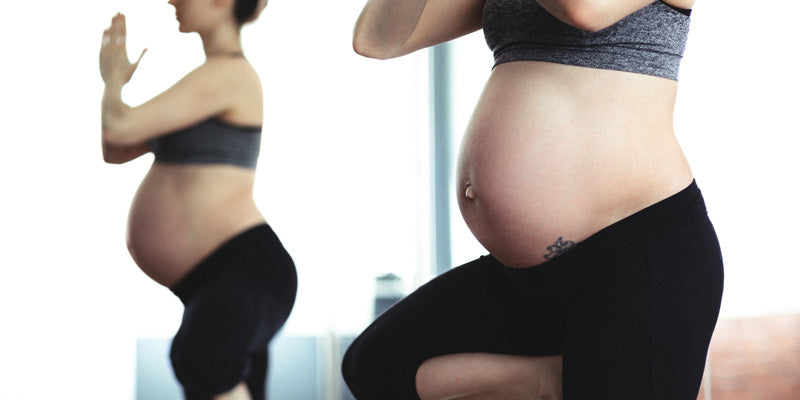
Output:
[
  {"xmin": 169, "ymin": 224, "xmax": 297, "ymax": 400},
  {"xmin": 342, "ymin": 180, "xmax": 724, "ymax": 400}
]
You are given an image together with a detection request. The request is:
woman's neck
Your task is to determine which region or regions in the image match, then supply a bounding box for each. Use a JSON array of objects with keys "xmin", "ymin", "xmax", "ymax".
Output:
[{"xmin": 200, "ymin": 23, "xmax": 243, "ymax": 58}]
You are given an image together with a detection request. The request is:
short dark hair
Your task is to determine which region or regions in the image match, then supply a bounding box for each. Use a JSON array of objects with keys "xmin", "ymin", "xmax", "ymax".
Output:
[{"xmin": 234, "ymin": 0, "xmax": 259, "ymax": 25}]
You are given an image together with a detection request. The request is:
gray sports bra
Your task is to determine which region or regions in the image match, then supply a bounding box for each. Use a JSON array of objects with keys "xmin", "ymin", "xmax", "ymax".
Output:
[
  {"xmin": 483, "ymin": 0, "xmax": 691, "ymax": 80},
  {"xmin": 148, "ymin": 117, "xmax": 261, "ymax": 169}
]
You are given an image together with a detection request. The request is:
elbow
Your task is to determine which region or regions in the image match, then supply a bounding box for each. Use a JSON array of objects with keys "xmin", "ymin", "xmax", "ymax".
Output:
[
  {"xmin": 352, "ymin": 15, "xmax": 390, "ymax": 60},
  {"xmin": 103, "ymin": 155, "xmax": 125, "ymax": 165},
  {"xmin": 102, "ymin": 140, "xmax": 145, "ymax": 165},
  {"xmin": 352, "ymin": 22, "xmax": 402, "ymax": 60},
  {"xmin": 560, "ymin": 2, "xmax": 612, "ymax": 32},
  {"xmin": 101, "ymin": 142, "xmax": 125, "ymax": 164},
  {"xmin": 352, "ymin": 34, "xmax": 395, "ymax": 60},
  {"xmin": 351, "ymin": 35, "xmax": 374, "ymax": 58}
]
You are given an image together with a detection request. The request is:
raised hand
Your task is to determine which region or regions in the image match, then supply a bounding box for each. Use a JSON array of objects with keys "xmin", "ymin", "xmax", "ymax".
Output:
[{"xmin": 100, "ymin": 13, "xmax": 146, "ymax": 85}]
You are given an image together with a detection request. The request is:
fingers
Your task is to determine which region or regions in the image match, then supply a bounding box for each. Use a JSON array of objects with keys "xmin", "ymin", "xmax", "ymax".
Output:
[
  {"xmin": 110, "ymin": 13, "xmax": 119, "ymax": 37},
  {"xmin": 109, "ymin": 13, "xmax": 126, "ymax": 46},
  {"xmin": 127, "ymin": 48, "xmax": 148, "ymax": 82},
  {"xmin": 133, "ymin": 48, "xmax": 148, "ymax": 68},
  {"xmin": 119, "ymin": 13, "xmax": 127, "ymax": 37},
  {"xmin": 102, "ymin": 29, "xmax": 111, "ymax": 47},
  {"xmin": 115, "ymin": 15, "xmax": 125, "ymax": 46},
  {"xmin": 101, "ymin": 12, "xmax": 143, "ymax": 84}
]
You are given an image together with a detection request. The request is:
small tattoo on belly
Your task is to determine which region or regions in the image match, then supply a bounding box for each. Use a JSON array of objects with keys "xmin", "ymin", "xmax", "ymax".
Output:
[{"xmin": 544, "ymin": 236, "xmax": 576, "ymax": 260}]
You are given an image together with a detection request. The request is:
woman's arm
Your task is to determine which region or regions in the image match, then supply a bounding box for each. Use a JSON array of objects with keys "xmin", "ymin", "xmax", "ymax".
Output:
[
  {"xmin": 99, "ymin": 14, "xmax": 246, "ymax": 155},
  {"xmin": 535, "ymin": 0, "xmax": 655, "ymax": 32},
  {"xmin": 353, "ymin": 0, "xmax": 485, "ymax": 59},
  {"xmin": 102, "ymin": 141, "xmax": 150, "ymax": 164},
  {"xmin": 99, "ymin": 14, "xmax": 149, "ymax": 164},
  {"xmin": 101, "ymin": 60, "xmax": 245, "ymax": 146}
]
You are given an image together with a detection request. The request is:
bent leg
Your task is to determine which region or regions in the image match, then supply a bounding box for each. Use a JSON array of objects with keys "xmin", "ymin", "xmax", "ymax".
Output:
[
  {"xmin": 417, "ymin": 353, "xmax": 562, "ymax": 400},
  {"xmin": 170, "ymin": 225, "xmax": 297, "ymax": 399},
  {"xmin": 212, "ymin": 382, "xmax": 251, "ymax": 400},
  {"xmin": 342, "ymin": 256, "xmax": 565, "ymax": 400},
  {"xmin": 172, "ymin": 278, "xmax": 291, "ymax": 399},
  {"xmin": 563, "ymin": 217, "xmax": 723, "ymax": 399},
  {"xmin": 171, "ymin": 278, "xmax": 265, "ymax": 398}
]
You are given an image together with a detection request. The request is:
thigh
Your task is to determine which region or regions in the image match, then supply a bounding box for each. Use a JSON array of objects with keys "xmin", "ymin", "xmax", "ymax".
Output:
[
  {"xmin": 171, "ymin": 274, "xmax": 265, "ymax": 395},
  {"xmin": 649, "ymin": 217, "xmax": 723, "ymax": 400},
  {"xmin": 342, "ymin": 255, "xmax": 565, "ymax": 399},
  {"xmin": 170, "ymin": 225, "xmax": 297, "ymax": 398},
  {"xmin": 563, "ymin": 217, "xmax": 723, "ymax": 400},
  {"xmin": 562, "ymin": 241, "xmax": 655, "ymax": 399}
]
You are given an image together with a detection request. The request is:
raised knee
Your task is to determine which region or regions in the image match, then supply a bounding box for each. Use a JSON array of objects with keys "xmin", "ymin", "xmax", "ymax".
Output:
[
  {"xmin": 341, "ymin": 340, "xmax": 366, "ymax": 395},
  {"xmin": 342, "ymin": 334, "xmax": 414, "ymax": 399},
  {"xmin": 170, "ymin": 342, "xmax": 244, "ymax": 395}
]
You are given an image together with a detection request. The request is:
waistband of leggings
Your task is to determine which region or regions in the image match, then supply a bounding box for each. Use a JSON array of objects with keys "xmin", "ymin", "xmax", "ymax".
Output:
[
  {"xmin": 170, "ymin": 223, "xmax": 275, "ymax": 303},
  {"xmin": 502, "ymin": 179, "xmax": 708, "ymax": 280}
]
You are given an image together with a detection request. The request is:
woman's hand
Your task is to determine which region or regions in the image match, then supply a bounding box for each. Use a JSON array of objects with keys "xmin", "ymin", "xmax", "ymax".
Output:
[{"xmin": 100, "ymin": 13, "xmax": 146, "ymax": 85}]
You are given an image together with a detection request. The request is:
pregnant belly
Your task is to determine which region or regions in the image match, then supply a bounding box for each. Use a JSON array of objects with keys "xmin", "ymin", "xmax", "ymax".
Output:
[
  {"xmin": 456, "ymin": 63, "xmax": 693, "ymax": 268},
  {"xmin": 126, "ymin": 166, "xmax": 264, "ymax": 288},
  {"xmin": 456, "ymin": 127, "xmax": 603, "ymax": 268},
  {"xmin": 127, "ymin": 183, "xmax": 198, "ymax": 287}
]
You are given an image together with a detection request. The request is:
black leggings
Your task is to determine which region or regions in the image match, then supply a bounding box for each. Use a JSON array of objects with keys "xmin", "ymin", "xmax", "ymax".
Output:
[
  {"xmin": 169, "ymin": 224, "xmax": 297, "ymax": 400},
  {"xmin": 342, "ymin": 181, "xmax": 724, "ymax": 400}
]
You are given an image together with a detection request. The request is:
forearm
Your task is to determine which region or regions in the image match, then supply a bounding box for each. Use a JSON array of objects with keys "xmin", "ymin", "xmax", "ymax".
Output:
[
  {"xmin": 353, "ymin": 0, "xmax": 429, "ymax": 58},
  {"xmin": 101, "ymin": 81, "xmax": 132, "ymax": 145},
  {"xmin": 535, "ymin": 0, "xmax": 653, "ymax": 32},
  {"xmin": 100, "ymin": 83, "xmax": 149, "ymax": 163}
]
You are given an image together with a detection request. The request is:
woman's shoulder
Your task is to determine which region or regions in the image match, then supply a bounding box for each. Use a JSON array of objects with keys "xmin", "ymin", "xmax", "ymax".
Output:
[
  {"xmin": 191, "ymin": 56, "xmax": 261, "ymax": 93},
  {"xmin": 197, "ymin": 57, "xmax": 262, "ymax": 124},
  {"xmin": 200, "ymin": 56, "xmax": 258, "ymax": 78}
]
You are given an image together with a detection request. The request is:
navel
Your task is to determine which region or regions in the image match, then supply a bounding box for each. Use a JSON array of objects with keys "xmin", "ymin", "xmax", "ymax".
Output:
[{"xmin": 465, "ymin": 184, "xmax": 476, "ymax": 201}]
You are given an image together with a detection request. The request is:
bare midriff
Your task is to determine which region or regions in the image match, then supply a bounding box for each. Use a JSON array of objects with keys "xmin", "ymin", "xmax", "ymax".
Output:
[
  {"xmin": 126, "ymin": 163, "xmax": 266, "ymax": 288},
  {"xmin": 456, "ymin": 61, "xmax": 693, "ymax": 268}
]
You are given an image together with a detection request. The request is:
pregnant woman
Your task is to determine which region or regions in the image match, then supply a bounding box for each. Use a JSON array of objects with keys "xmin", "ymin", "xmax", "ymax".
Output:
[
  {"xmin": 342, "ymin": 0, "xmax": 723, "ymax": 399},
  {"xmin": 99, "ymin": 1, "xmax": 296, "ymax": 398}
]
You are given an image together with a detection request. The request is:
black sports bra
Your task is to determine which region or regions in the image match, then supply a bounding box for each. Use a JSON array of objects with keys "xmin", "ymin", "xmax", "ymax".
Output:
[
  {"xmin": 148, "ymin": 117, "xmax": 262, "ymax": 169},
  {"xmin": 483, "ymin": 0, "xmax": 692, "ymax": 80}
]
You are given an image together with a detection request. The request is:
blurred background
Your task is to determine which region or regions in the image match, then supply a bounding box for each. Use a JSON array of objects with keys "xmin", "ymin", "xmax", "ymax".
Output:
[{"xmin": 0, "ymin": 0, "xmax": 797, "ymax": 398}]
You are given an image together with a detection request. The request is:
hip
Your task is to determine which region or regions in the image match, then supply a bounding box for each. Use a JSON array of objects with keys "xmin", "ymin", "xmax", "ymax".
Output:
[
  {"xmin": 170, "ymin": 223, "xmax": 297, "ymax": 306},
  {"xmin": 503, "ymin": 179, "xmax": 722, "ymax": 284}
]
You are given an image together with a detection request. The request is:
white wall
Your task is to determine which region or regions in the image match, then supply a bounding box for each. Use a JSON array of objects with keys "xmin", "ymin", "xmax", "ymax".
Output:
[{"xmin": 674, "ymin": 0, "xmax": 800, "ymax": 318}]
